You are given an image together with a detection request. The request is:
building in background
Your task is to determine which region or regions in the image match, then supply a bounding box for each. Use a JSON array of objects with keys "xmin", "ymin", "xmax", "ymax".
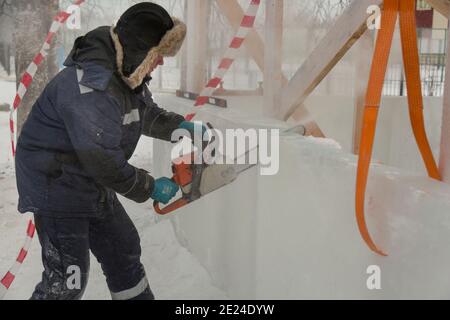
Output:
[
  {"xmin": 416, "ymin": 0, "xmax": 447, "ymax": 29},
  {"xmin": 383, "ymin": 0, "xmax": 449, "ymax": 97}
]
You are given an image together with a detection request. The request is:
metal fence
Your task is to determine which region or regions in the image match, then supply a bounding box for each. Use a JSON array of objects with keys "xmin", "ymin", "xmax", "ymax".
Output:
[{"xmin": 383, "ymin": 28, "xmax": 447, "ymax": 97}]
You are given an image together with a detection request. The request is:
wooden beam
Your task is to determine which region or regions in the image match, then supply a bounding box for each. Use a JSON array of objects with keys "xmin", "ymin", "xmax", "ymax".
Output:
[
  {"xmin": 216, "ymin": 0, "xmax": 267, "ymax": 76},
  {"xmin": 280, "ymin": 0, "xmax": 383, "ymax": 121},
  {"xmin": 263, "ymin": 0, "xmax": 284, "ymax": 119},
  {"xmin": 186, "ymin": 0, "xmax": 210, "ymax": 93},
  {"xmin": 427, "ymin": 0, "xmax": 450, "ymax": 17},
  {"xmin": 213, "ymin": 81, "xmax": 263, "ymax": 96},
  {"xmin": 352, "ymin": 31, "xmax": 374, "ymax": 154},
  {"xmin": 180, "ymin": 0, "xmax": 188, "ymax": 91},
  {"xmin": 290, "ymin": 107, "xmax": 326, "ymax": 138},
  {"xmin": 439, "ymin": 19, "xmax": 450, "ymax": 182},
  {"xmin": 215, "ymin": 0, "xmax": 324, "ymax": 137}
]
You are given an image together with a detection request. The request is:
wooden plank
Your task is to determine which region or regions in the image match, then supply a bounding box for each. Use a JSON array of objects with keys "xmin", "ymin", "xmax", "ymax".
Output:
[
  {"xmin": 216, "ymin": 0, "xmax": 267, "ymax": 77},
  {"xmin": 427, "ymin": 0, "xmax": 450, "ymax": 17},
  {"xmin": 263, "ymin": 0, "xmax": 284, "ymax": 119},
  {"xmin": 176, "ymin": 90, "xmax": 228, "ymax": 108},
  {"xmin": 280, "ymin": 0, "xmax": 383, "ymax": 121},
  {"xmin": 180, "ymin": 0, "xmax": 188, "ymax": 91},
  {"xmin": 215, "ymin": 0, "xmax": 324, "ymax": 136},
  {"xmin": 352, "ymin": 31, "xmax": 374, "ymax": 154},
  {"xmin": 186, "ymin": 0, "xmax": 210, "ymax": 93},
  {"xmin": 290, "ymin": 107, "xmax": 326, "ymax": 138}
]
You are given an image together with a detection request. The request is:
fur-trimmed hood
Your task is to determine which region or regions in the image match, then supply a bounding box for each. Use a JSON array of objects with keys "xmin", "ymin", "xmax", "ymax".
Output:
[{"xmin": 110, "ymin": 17, "xmax": 186, "ymax": 90}]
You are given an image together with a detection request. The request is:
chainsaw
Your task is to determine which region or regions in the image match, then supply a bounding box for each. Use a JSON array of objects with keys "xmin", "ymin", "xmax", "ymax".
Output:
[
  {"xmin": 153, "ymin": 123, "xmax": 307, "ymax": 215},
  {"xmin": 153, "ymin": 130, "xmax": 256, "ymax": 215}
]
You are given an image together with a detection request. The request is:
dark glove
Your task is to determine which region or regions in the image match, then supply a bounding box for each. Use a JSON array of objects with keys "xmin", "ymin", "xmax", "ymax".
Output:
[{"xmin": 150, "ymin": 177, "xmax": 180, "ymax": 204}]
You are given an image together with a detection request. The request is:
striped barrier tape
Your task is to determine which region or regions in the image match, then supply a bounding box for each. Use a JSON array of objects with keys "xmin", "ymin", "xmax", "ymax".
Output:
[
  {"xmin": 0, "ymin": 219, "xmax": 35, "ymax": 299},
  {"xmin": 10, "ymin": 0, "xmax": 85, "ymax": 156},
  {"xmin": 3, "ymin": 0, "xmax": 258, "ymax": 298},
  {"xmin": 185, "ymin": 0, "xmax": 261, "ymax": 121},
  {"xmin": 1, "ymin": 0, "xmax": 86, "ymax": 299}
]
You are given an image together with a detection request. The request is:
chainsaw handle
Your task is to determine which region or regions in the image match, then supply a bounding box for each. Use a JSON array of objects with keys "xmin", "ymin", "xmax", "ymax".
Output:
[{"xmin": 153, "ymin": 198, "xmax": 190, "ymax": 215}]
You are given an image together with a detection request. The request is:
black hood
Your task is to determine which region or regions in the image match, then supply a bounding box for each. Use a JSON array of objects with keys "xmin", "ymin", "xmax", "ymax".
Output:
[
  {"xmin": 65, "ymin": 26, "xmax": 151, "ymax": 92},
  {"xmin": 115, "ymin": 2, "xmax": 174, "ymax": 77},
  {"xmin": 66, "ymin": 26, "xmax": 117, "ymax": 71}
]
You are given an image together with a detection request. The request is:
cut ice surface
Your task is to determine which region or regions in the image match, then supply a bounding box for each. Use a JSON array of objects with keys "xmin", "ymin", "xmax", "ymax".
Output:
[{"xmin": 151, "ymin": 93, "xmax": 450, "ymax": 299}]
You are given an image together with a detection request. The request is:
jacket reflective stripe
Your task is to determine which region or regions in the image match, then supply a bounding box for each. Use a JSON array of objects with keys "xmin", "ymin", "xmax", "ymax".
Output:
[
  {"xmin": 110, "ymin": 276, "xmax": 149, "ymax": 300},
  {"xmin": 123, "ymin": 109, "xmax": 140, "ymax": 125},
  {"xmin": 76, "ymin": 69, "xmax": 94, "ymax": 94}
]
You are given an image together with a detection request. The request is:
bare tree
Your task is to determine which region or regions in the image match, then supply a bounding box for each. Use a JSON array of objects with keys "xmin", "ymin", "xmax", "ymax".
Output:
[
  {"xmin": 295, "ymin": 0, "xmax": 352, "ymax": 27},
  {"xmin": 14, "ymin": 0, "xmax": 59, "ymax": 135}
]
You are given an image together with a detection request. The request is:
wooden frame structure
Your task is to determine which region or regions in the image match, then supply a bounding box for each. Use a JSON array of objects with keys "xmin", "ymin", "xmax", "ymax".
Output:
[
  {"xmin": 184, "ymin": 0, "xmax": 324, "ymax": 137},
  {"xmin": 427, "ymin": 0, "xmax": 450, "ymax": 17},
  {"xmin": 184, "ymin": 0, "xmax": 385, "ymax": 138},
  {"xmin": 184, "ymin": 0, "xmax": 210, "ymax": 94},
  {"xmin": 183, "ymin": 0, "xmax": 450, "ymax": 169}
]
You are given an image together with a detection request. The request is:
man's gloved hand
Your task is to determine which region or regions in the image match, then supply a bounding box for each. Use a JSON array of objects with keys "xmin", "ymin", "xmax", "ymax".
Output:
[
  {"xmin": 178, "ymin": 121, "xmax": 209, "ymax": 141},
  {"xmin": 151, "ymin": 177, "xmax": 180, "ymax": 204}
]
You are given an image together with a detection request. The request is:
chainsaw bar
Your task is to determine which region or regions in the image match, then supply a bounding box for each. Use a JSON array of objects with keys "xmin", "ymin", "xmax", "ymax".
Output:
[{"xmin": 154, "ymin": 147, "xmax": 258, "ymax": 215}]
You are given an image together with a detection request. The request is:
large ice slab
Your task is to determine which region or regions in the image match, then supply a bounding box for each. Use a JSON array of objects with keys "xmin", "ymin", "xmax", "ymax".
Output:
[{"xmin": 152, "ymin": 93, "xmax": 450, "ymax": 299}]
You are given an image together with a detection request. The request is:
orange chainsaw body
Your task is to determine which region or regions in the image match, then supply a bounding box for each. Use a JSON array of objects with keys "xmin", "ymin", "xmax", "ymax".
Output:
[
  {"xmin": 153, "ymin": 152, "xmax": 200, "ymax": 215},
  {"xmin": 172, "ymin": 152, "xmax": 195, "ymax": 188}
]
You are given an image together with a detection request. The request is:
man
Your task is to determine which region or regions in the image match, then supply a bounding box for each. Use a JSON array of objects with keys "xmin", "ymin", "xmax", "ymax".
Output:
[{"xmin": 15, "ymin": 2, "xmax": 203, "ymax": 300}]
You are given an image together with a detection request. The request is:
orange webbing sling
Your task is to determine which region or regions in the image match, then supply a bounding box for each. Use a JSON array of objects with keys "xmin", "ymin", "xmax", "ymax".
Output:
[{"xmin": 356, "ymin": 0, "xmax": 441, "ymax": 256}]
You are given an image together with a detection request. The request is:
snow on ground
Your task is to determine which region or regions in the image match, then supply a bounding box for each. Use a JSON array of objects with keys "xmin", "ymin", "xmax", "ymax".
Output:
[
  {"xmin": 0, "ymin": 77, "xmax": 16, "ymax": 107},
  {"xmin": 0, "ymin": 110, "xmax": 227, "ymax": 300}
]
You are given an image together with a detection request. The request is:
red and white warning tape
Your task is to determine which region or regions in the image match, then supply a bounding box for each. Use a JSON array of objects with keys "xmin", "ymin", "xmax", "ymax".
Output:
[
  {"xmin": 185, "ymin": 0, "xmax": 261, "ymax": 121},
  {"xmin": 1, "ymin": 0, "xmax": 85, "ymax": 300},
  {"xmin": 0, "ymin": 220, "xmax": 35, "ymax": 299},
  {"xmin": 10, "ymin": 0, "xmax": 85, "ymax": 156},
  {"xmin": 2, "ymin": 0, "xmax": 259, "ymax": 298}
]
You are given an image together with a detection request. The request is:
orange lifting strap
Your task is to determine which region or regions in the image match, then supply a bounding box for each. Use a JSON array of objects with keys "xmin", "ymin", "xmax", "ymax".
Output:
[{"xmin": 356, "ymin": 0, "xmax": 442, "ymax": 256}]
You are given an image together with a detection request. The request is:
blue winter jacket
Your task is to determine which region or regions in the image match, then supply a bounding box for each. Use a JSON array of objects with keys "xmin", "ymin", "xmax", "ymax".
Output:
[{"xmin": 15, "ymin": 26, "xmax": 184, "ymax": 217}]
